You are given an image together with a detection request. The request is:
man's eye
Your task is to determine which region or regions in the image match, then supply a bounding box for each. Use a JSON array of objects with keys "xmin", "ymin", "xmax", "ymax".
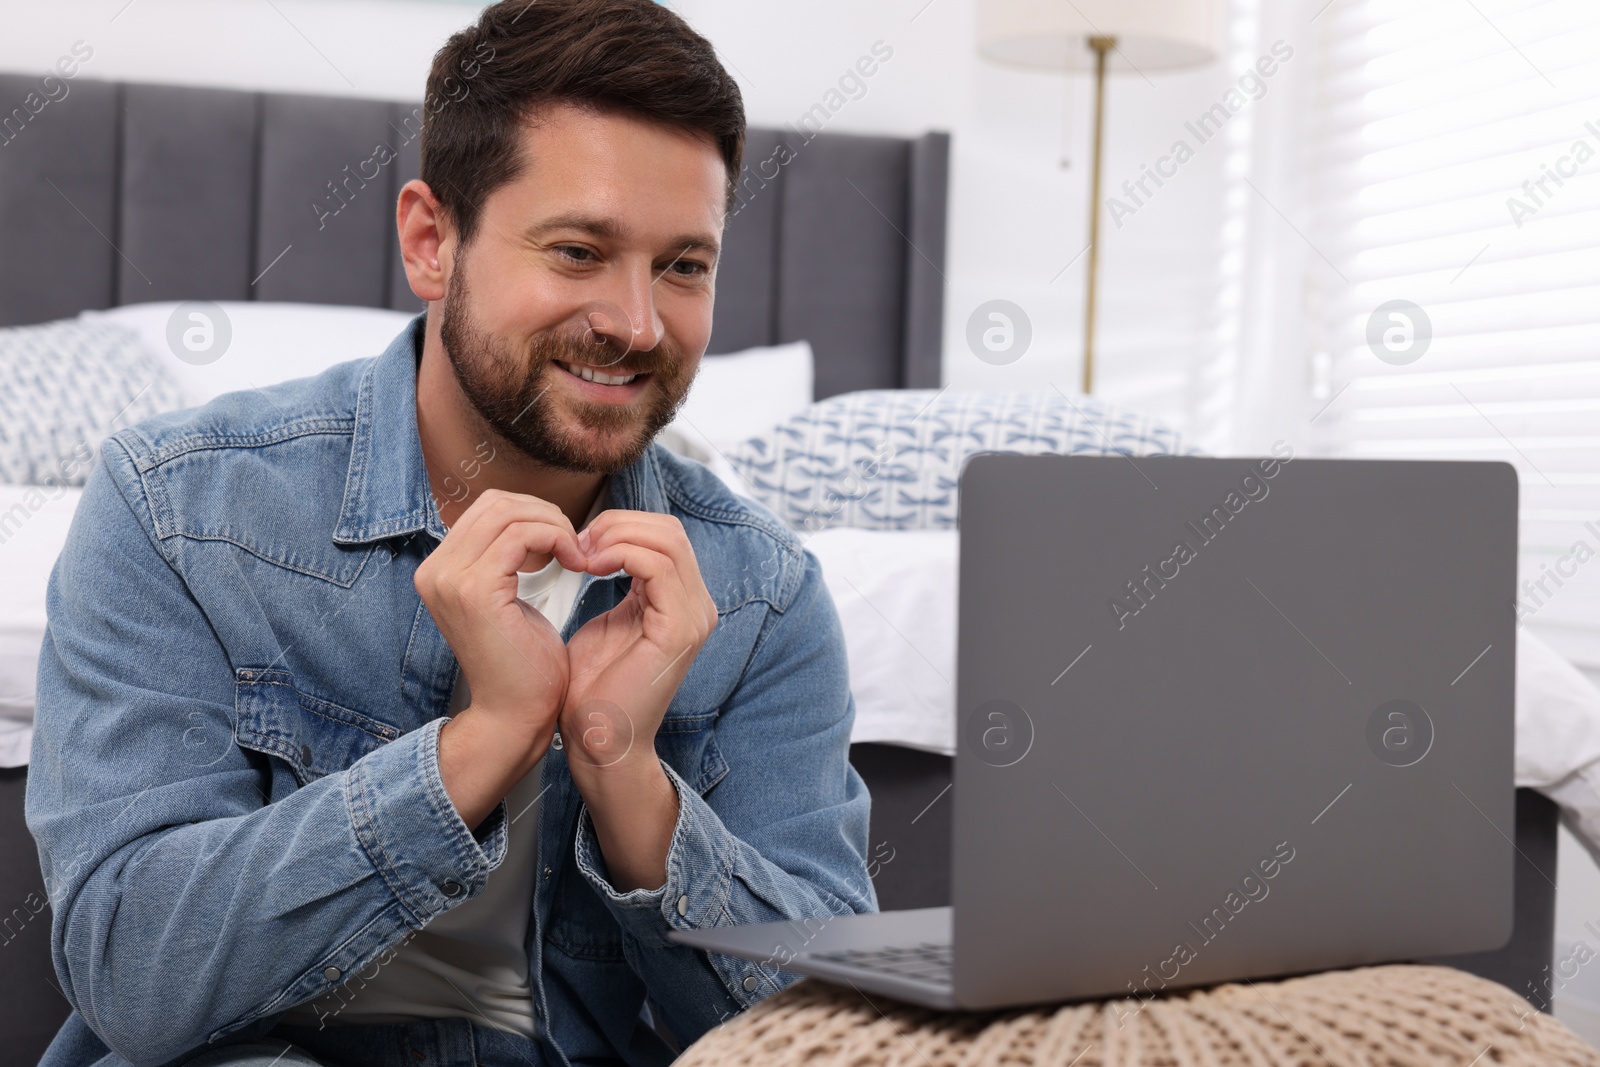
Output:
[
  {"xmin": 668, "ymin": 260, "xmax": 709, "ymax": 278},
  {"xmin": 556, "ymin": 246, "xmax": 596, "ymax": 264}
]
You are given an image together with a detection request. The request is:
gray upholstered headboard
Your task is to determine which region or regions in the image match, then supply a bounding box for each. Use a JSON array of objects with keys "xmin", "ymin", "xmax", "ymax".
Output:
[{"xmin": 0, "ymin": 77, "xmax": 948, "ymax": 398}]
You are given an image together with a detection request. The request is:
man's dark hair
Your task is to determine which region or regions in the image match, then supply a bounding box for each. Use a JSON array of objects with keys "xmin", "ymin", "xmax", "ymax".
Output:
[{"xmin": 421, "ymin": 0, "xmax": 745, "ymax": 247}]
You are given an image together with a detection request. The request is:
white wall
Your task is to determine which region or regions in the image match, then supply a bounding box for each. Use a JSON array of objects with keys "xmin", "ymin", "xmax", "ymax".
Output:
[
  {"xmin": 0, "ymin": 0, "xmax": 1256, "ymax": 432},
  {"xmin": 672, "ymin": 0, "xmax": 1249, "ymax": 431},
  {"xmin": 0, "ymin": 0, "xmax": 470, "ymax": 102}
]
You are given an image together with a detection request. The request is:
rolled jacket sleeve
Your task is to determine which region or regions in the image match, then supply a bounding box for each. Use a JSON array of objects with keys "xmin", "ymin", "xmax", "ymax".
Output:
[
  {"xmin": 570, "ymin": 543, "xmax": 877, "ymax": 1040},
  {"xmin": 26, "ymin": 437, "xmax": 505, "ymax": 1065}
]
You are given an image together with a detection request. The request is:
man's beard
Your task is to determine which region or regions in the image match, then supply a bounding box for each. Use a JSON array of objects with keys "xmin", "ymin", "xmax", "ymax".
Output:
[{"xmin": 438, "ymin": 257, "xmax": 697, "ymax": 475}]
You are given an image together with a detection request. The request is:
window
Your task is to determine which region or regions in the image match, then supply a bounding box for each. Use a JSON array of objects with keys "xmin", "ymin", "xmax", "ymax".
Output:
[{"xmin": 1307, "ymin": 0, "xmax": 1600, "ymax": 666}]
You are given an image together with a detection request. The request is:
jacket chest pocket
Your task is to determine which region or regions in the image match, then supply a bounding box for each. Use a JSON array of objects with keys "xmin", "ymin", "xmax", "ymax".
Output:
[
  {"xmin": 653, "ymin": 714, "xmax": 729, "ymax": 795},
  {"xmin": 234, "ymin": 667, "xmax": 402, "ymax": 787}
]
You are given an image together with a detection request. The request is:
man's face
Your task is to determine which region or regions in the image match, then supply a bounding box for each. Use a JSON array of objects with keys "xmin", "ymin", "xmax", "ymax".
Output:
[{"xmin": 437, "ymin": 102, "xmax": 725, "ymax": 475}]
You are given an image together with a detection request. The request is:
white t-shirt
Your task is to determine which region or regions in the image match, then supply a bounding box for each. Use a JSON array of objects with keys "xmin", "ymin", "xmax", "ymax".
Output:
[{"xmin": 281, "ymin": 485, "xmax": 604, "ymax": 1036}]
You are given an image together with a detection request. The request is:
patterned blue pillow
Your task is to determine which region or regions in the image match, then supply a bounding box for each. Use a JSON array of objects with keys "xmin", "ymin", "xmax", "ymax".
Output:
[
  {"xmin": 0, "ymin": 319, "xmax": 187, "ymax": 486},
  {"xmin": 725, "ymin": 389, "xmax": 1200, "ymax": 532}
]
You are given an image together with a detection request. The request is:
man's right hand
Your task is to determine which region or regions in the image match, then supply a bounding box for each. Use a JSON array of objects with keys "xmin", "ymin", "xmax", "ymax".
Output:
[{"xmin": 414, "ymin": 488, "xmax": 588, "ymax": 831}]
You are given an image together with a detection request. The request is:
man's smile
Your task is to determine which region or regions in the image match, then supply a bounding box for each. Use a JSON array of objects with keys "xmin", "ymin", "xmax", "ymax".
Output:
[
  {"xmin": 553, "ymin": 359, "xmax": 641, "ymax": 385},
  {"xmin": 551, "ymin": 358, "xmax": 653, "ymax": 402}
]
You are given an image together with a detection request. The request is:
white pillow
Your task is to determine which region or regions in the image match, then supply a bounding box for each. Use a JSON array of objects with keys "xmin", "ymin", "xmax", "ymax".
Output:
[
  {"xmin": 0, "ymin": 483, "xmax": 83, "ymax": 768},
  {"xmin": 669, "ymin": 340, "xmax": 813, "ymax": 449},
  {"xmin": 79, "ymin": 301, "xmax": 419, "ymax": 407},
  {"xmin": 654, "ymin": 340, "xmax": 814, "ymax": 493}
]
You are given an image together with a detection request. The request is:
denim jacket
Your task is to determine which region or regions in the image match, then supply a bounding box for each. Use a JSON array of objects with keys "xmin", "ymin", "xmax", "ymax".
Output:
[{"xmin": 26, "ymin": 313, "xmax": 876, "ymax": 1067}]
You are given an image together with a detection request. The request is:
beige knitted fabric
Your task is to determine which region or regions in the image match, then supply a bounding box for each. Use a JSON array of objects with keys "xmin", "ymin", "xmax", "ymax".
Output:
[{"xmin": 678, "ymin": 965, "xmax": 1600, "ymax": 1067}]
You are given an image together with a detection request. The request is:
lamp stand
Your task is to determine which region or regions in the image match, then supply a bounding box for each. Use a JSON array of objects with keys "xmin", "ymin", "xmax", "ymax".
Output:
[{"xmin": 1082, "ymin": 34, "xmax": 1115, "ymax": 396}]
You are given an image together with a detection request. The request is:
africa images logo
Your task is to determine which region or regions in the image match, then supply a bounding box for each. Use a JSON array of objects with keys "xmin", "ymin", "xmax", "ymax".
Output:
[
  {"xmin": 1107, "ymin": 442, "xmax": 1295, "ymax": 631},
  {"xmin": 1116, "ymin": 840, "xmax": 1297, "ymax": 1026}
]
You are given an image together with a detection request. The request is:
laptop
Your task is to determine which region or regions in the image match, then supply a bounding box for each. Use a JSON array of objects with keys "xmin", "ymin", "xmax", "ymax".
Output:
[{"xmin": 670, "ymin": 453, "xmax": 1519, "ymax": 1010}]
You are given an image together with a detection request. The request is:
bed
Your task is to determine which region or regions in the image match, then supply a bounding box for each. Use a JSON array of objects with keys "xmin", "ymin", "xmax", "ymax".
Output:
[{"xmin": 0, "ymin": 73, "xmax": 1561, "ymax": 1062}]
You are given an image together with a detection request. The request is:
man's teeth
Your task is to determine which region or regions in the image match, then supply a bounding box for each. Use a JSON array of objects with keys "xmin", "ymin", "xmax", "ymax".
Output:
[{"xmin": 558, "ymin": 361, "xmax": 638, "ymax": 386}]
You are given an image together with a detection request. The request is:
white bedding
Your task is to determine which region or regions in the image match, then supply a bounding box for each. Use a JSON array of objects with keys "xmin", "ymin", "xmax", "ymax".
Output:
[
  {"xmin": 0, "ymin": 482, "xmax": 79, "ymax": 767},
  {"xmin": 803, "ymin": 528, "xmax": 956, "ymax": 754}
]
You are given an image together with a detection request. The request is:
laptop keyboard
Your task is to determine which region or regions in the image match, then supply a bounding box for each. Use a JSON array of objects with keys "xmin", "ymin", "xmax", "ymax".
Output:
[{"xmin": 810, "ymin": 941, "xmax": 953, "ymax": 984}]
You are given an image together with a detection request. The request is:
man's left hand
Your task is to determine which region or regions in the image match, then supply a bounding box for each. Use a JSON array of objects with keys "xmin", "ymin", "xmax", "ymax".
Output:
[{"xmin": 561, "ymin": 511, "xmax": 718, "ymax": 890}]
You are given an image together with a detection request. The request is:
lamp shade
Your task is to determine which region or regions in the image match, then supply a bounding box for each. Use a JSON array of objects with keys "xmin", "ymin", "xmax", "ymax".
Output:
[{"xmin": 976, "ymin": 0, "xmax": 1223, "ymax": 74}]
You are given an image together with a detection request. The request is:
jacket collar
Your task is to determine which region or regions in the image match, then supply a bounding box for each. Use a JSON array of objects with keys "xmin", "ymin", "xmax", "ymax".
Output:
[{"xmin": 332, "ymin": 311, "xmax": 669, "ymax": 546}]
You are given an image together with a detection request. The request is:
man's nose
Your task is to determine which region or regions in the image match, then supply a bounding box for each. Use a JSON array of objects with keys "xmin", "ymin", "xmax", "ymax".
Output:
[{"xmin": 585, "ymin": 266, "xmax": 664, "ymax": 359}]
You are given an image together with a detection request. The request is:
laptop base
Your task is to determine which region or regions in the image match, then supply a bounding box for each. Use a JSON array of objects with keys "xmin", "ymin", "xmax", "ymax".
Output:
[{"xmin": 671, "ymin": 907, "xmax": 955, "ymax": 1008}]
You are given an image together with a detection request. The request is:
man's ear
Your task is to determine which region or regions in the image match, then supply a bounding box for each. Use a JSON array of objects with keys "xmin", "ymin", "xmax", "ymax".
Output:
[{"xmin": 397, "ymin": 179, "xmax": 452, "ymax": 303}]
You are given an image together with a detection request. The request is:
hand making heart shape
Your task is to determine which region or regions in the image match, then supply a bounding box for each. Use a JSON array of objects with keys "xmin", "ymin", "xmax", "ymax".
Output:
[
  {"xmin": 414, "ymin": 487, "xmax": 718, "ymax": 780},
  {"xmin": 560, "ymin": 510, "xmax": 720, "ymax": 777}
]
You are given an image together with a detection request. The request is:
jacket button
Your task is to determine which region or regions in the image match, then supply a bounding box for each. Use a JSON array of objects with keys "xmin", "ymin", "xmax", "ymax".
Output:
[
  {"xmin": 323, "ymin": 966, "xmax": 342, "ymax": 982},
  {"xmin": 442, "ymin": 880, "xmax": 464, "ymax": 897},
  {"xmin": 299, "ymin": 743, "xmax": 313, "ymax": 766},
  {"xmin": 742, "ymin": 976, "xmax": 759, "ymax": 992},
  {"xmin": 552, "ymin": 731, "xmax": 564, "ymax": 751},
  {"xmin": 676, "ymin": 894, "xmax": 689, "ymax": 916}
]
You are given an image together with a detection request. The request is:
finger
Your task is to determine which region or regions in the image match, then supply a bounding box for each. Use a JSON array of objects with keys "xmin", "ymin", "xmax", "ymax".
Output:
[
  {"xmin": 472, "ymin": 520, "xmax": 591, "ymax": 592},
  {"xmin": 450, "ymin": 490, "xmax": 577, "ymax": 562},
  {"xmin": 580, "ymin": 541, "xmax": 701, "ymax": 638},
  {"xmin": 581, "ymin": 513, "xmax": 717, "ymax": 631},
  {"xmin": 438, "ymin": 568, "xmax": 565, "ymax": 690},
  {"xmin": 582, "ymin": 517, "xmax": 717, "ymax": 632},
  {"xmin": 582, "ymin": 515, "xmax": 711, "ymax": 594},
  {"xmin": 439, "ymin": 490, "xmax": 580, "ymax": 571}
]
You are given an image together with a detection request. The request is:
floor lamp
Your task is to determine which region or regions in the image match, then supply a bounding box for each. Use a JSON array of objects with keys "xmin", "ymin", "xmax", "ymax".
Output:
[{"xmin": 977, "ymin": 0, "xmax": 1221, "ymax": 395}]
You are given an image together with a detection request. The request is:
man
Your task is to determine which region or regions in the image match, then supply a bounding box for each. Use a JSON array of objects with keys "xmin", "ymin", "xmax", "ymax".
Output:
[{"xmin": 25, "ymin": 2, "xmax": 875, "ymax": 1065}]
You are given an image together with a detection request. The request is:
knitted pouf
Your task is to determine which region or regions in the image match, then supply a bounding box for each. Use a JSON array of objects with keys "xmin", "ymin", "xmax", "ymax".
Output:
[{"xmin": 678, "ymin": 965, "xmax": 1600, "ymax": 1067}]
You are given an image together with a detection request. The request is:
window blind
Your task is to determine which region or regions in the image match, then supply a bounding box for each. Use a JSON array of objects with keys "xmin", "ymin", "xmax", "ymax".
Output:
[{"xmin": 1307, "ymin": 0, "xmax": 1600, "ymax": 667}]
